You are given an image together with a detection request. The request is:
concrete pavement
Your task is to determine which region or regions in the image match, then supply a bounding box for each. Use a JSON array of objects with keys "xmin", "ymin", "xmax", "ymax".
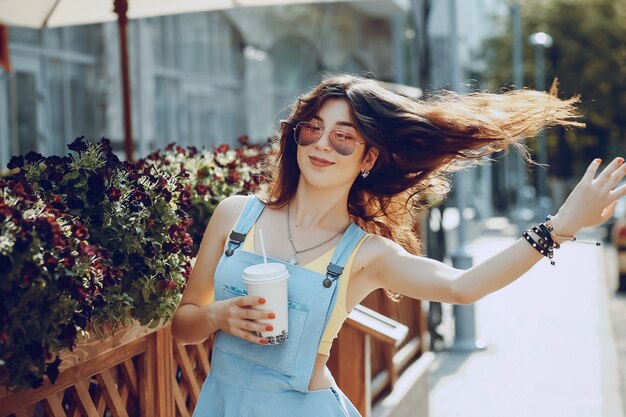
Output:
[{"xmin": 428, "ymin": 219, "xmax": 624, "ymax": 417}]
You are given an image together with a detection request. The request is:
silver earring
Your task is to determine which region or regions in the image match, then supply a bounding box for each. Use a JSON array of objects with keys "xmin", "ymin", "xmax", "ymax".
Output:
[{"xmin": 361, "ymin": 171, "xmax": 370, "ymax": 179}]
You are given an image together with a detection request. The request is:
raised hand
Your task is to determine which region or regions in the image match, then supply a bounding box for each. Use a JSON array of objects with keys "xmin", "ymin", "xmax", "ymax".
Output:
[{"xmin": 553, "ymin": 157, "xmax": 626, "ymax": 235}]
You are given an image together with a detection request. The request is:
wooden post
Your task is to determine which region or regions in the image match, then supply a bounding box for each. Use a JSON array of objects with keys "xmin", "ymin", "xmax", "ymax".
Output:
[
  {"xmin": 155, "ymin": 325, "xmax": 175, "ymax": 416},
  {"xmin": 330, "ymin": 325, "xmax": 371, "ymax": 417},
  {"xmin": 114, "ymin": 0, "xmax": 134, "ymax": 162}
]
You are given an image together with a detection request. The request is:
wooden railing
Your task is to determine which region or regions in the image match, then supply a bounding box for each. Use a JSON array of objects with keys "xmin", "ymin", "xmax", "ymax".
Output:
[
  {"xmin": 328, "ymin": 294, "xmax": 429, "ymax": 417},
  {"xmin": 1, "ymin": 302, "xmax": 426, "ymax": 417},
  {"xmin": 0, "ymin": 322, "xmax": 213, "ymax": 417}
]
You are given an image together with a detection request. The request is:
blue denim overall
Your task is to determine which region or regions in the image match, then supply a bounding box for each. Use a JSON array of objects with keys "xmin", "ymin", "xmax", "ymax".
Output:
[{"xmin": 192, "ymin": 195, "xmax": 364, "ymax": 417}]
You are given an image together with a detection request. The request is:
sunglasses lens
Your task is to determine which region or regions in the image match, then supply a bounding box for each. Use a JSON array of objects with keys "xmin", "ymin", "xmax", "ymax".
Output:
[
  {"xmin": 330, "ymin": 130, "xmax": 358, "ymax": 156},
  {"xmin": 295, "ymin": 122, "xmax": 321, "ymax": 146}
]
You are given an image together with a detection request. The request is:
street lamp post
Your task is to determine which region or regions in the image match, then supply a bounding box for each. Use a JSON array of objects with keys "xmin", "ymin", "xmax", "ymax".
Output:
[
  {"xmin": 529, "ymin": 31, "xmax": 554, "ymax": 218},
  {"xmin": 448, "ymin": 0, "xmax": 487, "ymax": 353},
  {"xmin": 509, "ymin": 1, "xmax": 535, "ymax": 235}
]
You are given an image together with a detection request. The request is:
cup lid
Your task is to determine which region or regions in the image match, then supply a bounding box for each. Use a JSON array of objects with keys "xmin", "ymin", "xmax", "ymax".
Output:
[{"xmin": 243, "ymin": 263, "xmax": 288, "ymax": 281}]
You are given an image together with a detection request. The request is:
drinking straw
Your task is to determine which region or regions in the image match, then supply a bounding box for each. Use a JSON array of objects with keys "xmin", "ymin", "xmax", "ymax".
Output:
[{"xmin": 258, "ymin": 228, "xmax": 268, "ymax": 264}]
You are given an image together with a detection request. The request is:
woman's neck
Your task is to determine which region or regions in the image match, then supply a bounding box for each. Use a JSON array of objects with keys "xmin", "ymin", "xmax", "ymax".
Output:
[{"xmin": 291, "ymin": 181, "xmax": 351, "ymax": 232}]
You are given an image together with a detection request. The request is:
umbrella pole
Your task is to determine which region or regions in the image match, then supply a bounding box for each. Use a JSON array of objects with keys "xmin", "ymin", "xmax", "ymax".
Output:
[{"xmin": 114, "ymin": 0, "xmax": 134, "ymax": 162}]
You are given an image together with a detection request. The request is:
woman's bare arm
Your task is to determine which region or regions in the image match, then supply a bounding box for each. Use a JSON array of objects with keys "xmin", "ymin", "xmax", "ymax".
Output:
[
  {"xmin": 170, "ymin": 195, "xmax": 248, "ymax": 344},
  {"xmin": 369, "ymin": 157, "xmax": 626, "ymax": 304}
]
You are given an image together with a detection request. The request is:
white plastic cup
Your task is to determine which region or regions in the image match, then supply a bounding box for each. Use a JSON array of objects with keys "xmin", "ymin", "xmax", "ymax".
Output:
[{"xmin": 243, "ymin": 263, "xmax": 289, "ymax": 344}]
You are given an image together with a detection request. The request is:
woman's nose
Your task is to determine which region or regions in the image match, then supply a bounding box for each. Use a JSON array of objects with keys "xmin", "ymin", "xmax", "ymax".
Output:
[{"xmin": 314, "ymin": 129, "xmax": 332, "ymax": 151}]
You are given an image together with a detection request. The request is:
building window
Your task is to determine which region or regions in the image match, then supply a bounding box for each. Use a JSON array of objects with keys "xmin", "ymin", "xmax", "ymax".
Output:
[
  {"xmin": 149, "ymin": 13, "xmax": 244, "ymax": 149},
  {"xmin": 7, "ymin": 25, "xmax": 103, "ymax": 157}
]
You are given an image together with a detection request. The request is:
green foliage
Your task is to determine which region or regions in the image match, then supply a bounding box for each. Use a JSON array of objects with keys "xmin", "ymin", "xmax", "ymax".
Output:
[
  {"xmin": 484, "ymin": 0, "xmax": 626, "ymax": 176},
  {"xmin": 0, "ymin": 137, "xmax": 264, "ymax": 390}
]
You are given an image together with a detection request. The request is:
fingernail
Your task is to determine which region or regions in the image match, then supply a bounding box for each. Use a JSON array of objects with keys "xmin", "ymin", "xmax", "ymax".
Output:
[
  {"xmin": 268, "ymin": 313, "xmax": 275, "ymax": 319},
  {"xmin": 259, "ymin": 298, "xmax": 266, "ymax": 304},
  {"xmin": 266, "ymin": 325, "xmax": 273, "ymax": 331},
  {"xmin": 596, "ymin": 158, "xmax": 602, "ymax": 164},
  {"xmin": 618, "ymin": 157, "xmax": 624, "ymax": 164},
  {"xmin": 260, "ymin": 339, "xmax": 268, "ymax": 345}
]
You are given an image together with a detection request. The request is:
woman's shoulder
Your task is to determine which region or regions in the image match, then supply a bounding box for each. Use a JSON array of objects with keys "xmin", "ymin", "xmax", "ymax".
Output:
[
  {"xmin": 211, "ymin": 195, "xmax": 252, "ymax": 232},
  {"xmin": 353, "ymin": 232, "xmax": 405, "ymax": 271}
]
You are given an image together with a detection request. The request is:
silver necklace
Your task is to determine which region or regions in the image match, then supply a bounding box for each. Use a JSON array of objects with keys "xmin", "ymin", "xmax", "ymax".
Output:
[{"xmin": 286, "ymin": 201, "xmax": 350, "ymax": 265}]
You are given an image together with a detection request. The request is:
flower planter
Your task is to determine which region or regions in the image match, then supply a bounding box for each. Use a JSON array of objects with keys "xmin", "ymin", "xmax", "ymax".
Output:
[{"xmin": 0, "ymin": 320, "xmax": 176, "ymax": 417}]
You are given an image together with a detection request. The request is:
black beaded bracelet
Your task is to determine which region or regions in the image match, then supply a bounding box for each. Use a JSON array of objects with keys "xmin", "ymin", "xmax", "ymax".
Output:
[{"xmin": 522, "ymin": 229, "xmax": 557, "ymax": 266}]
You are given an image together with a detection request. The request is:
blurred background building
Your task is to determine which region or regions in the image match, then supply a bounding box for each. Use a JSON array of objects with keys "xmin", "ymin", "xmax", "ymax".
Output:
[{"xmin": 0, "ymin": 0, "xmax": 510, "ymax": 218}]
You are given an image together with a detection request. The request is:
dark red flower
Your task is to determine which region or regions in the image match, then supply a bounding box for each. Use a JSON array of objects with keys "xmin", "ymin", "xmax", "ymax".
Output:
[
  {"xmin": 179, "ymin": 189, "xmax": 192, "ymax": 211},
  {"xmin": 7, "ymin": 155, "xmax": 24, "ymax": 169},
  {"xmin": 238, "ymin": 135, "xmax": 249, "ymax": 146},
  {"xmin": 78, "ymin": 241, "xmax": 97, "ymax": 257},
  {"xmin": 99, "ymin": 138, "xmax": 112, "ymax": 153},
  {"xmin": 147, "ymin": 151, "xmax": 160, "ymax": 161},
  {"xmin": 24, "ymin": 151, "xmax": 44, "ymax": 164},
  {"xmin": 68, "ymin": 136, "xmax": 88, "ymax": 154},
  {"xmin": 71, "ymin": 224, "xmax": 89, "ymax": 240},
  {"xmin": 62, "ymin": 256, "xmax": 75, "ymax": 268},
  {"xmin": 195, "ymin": 183, "xmax": 209, "ymax": 195},
  {"xmin": 108, "ymin": 187, "xmax": 121, "ymax": 202},
  {"xmin": 162, "ymin": 242, "xmax": 179, "ymax": 254},
  {"xmin": 43, "ymin": 253, "xmax": 58, "ymax": 272},
  {"xmin": 228, "ymin": 170, "xmax": 241, "ymax": 183},
  {"xmin": 215, "ymin": 144, "xmax": 229, "ymax": 153}
]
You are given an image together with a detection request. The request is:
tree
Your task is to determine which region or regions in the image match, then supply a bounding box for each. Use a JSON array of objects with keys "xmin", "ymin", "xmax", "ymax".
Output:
[{"xmin": 483, "ymin": 0, "xmax": 626, "ymax": 179}]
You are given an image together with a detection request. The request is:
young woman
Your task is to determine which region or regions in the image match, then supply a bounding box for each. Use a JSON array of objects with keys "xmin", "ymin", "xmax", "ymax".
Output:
[{"xmin": 172, "ymin": 74, "xmax": 626, "ymax": 417}]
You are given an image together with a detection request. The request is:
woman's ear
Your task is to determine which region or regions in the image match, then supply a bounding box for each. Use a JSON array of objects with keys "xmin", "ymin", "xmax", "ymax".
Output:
[{"xmin": 362, "ymin": 147, "xmax": 379, "ymax": 171}]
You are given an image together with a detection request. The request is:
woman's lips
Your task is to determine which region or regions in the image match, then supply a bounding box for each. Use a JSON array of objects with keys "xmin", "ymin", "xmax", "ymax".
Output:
[{"xmin": 309, "ymin": 156, "xmax": 334, "ymax": 168}]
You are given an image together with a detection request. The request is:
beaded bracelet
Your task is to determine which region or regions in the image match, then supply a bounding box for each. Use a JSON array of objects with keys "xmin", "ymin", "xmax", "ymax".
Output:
[
  {"xmin": 544, "ymin": 215, "xmax": 577, "ymax": 245},
  {"xmin": 522, "ymin": 216, "xmax": 603, "ymax": 267}
]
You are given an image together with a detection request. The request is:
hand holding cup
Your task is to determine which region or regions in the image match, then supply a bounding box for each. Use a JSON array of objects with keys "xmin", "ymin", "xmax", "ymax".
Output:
[{"xmin": 216, "ymin": 295, "xmax": 275, "ymax": 345}]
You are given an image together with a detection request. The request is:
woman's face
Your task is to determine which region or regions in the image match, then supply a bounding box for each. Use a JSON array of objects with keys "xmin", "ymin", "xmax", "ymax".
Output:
[{"xmin": 295, "ymin": 98, "xmax": 377, "ymax": 190}]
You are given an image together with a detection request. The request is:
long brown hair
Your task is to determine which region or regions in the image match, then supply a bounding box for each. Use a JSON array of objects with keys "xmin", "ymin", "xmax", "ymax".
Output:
[{"xmin": 259, "ymin": 74, "xmax": 582, "ymax": 297}]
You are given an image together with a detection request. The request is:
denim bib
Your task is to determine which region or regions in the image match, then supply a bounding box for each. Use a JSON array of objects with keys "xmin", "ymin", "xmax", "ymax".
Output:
[{"xmin": 210, "ymin": 195, "xmax": 366, "ymax": 395}]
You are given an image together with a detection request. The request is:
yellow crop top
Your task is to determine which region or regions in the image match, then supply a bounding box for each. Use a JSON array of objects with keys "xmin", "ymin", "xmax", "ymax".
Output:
[{"xmin": 241, "ymin": 223, "xmax": 368, "ymax": 356}]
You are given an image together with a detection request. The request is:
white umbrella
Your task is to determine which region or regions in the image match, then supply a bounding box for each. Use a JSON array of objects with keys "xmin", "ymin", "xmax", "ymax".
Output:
[{"xmin": 0, "ymin": 0, "xmax": 407, "ymax": 161}]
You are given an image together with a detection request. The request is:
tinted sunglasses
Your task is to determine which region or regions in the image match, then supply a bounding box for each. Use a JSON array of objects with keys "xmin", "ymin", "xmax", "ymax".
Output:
[{"xmin": 293, "ymin": 121, "xmax": 364, "ymax": 156}]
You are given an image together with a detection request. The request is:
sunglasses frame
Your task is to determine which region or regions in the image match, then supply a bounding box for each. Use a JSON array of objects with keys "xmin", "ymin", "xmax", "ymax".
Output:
[{"xmin": 292, "ymin": 121, "xmax": 364, "ymax": 156}]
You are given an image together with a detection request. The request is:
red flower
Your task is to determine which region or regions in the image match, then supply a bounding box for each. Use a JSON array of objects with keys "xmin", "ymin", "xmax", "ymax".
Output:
[
  {"xmin": 63, "ymin": 256, "xmax": 76, "ymax": 268},
  {"xmin": 179, "ymin": 189, "xmax": 192, "ymax": 211},
  {"xmin": 108, "ymin": 187, "xmax": 121, "ymax": 202},
  {"xmin": 195, "ymin": 183, "xmax": 209, "ymax": 195},
  {"xmin": 71, "ymin": 224, "xmax": 89, "ymax": 240},
  {"xmin": 78, "ymin": 241, "xmax": 97, "ymax": 257},
  {"xmin": 43, "ymin": 253, "xmax": 58, "ymax": 272},
  {"xmin": 228, "ymin": 170, "xmax": 241, "ymax": 183},
  {"xmin": 215, "ymin": 144, "xmax": 229, "ymax": 154}
]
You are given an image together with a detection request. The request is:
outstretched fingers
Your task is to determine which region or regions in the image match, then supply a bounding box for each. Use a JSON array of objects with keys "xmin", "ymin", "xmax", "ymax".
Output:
[
  {"xmin": 594, "ymin": 156, "xmax": 625, "ymax": 187},
  {"xmin": 611, "ymin": 182, "xmax": 626, "ymax": 199},
  {"xmin": 606, "ymin": 157, "xmax": 626, "ymax": 190},
  {"xmin": 583, "ymin": 158, "xmax": 603, "ymax": 182}
]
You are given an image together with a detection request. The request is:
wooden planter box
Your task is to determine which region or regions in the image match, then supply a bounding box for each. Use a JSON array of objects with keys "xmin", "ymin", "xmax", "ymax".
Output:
[
  {"xmin": 0, "ymin": 311, "xmax": 430, "ymax": 417},
  {"xmin": 0, "ymin": 321, "xmax": 214, "ymax": 417}
]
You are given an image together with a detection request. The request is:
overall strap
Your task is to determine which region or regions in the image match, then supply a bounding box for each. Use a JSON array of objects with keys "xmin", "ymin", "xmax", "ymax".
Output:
[
  {"xmin": 322, "ymin": 223, "xmax": 367, "ymax": 288},
  {"xmin": 224, "ymin": 195, "xmax": 265, "ymax": 257}
]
